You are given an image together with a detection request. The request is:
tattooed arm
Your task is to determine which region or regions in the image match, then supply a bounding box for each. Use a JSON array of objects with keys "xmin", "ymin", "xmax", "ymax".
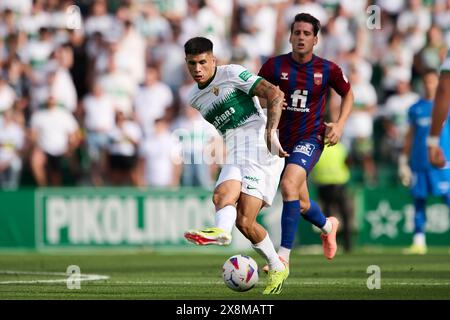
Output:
[{"xmin": 253, "ymin": 79, "xmax": 289, "ymax": 157}]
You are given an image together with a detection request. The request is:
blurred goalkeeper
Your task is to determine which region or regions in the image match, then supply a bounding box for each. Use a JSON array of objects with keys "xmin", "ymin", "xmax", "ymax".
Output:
[{"xmin": 398, "ymin": 69, "xmax": 450, "ymax": 255}]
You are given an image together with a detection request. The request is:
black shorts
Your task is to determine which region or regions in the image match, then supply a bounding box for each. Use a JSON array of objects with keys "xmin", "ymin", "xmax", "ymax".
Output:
[
  {"xmin": 45, "ymin": 153, "xmax": 63, "ymax": 171},
  {"xmin": 108, "ymin": 154, "xmax": 137, "ymax": 171}
]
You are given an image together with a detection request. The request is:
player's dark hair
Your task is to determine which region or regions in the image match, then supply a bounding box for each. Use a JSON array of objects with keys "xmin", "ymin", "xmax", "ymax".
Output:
[
  {"xmin": 184, "ymin": 37, "xmax": 213, "ymax": 55},
  {"xmin": 290, "ymin": 13, "xmax": 321, "ymax": 36}
]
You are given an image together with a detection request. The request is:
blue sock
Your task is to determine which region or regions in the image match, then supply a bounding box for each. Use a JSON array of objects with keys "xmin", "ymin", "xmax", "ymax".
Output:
[
  {"xmin": 414, "ymin": 198, "xmax": 426, "ymax": 234},
  {"xmin": 302, "ymin": 200, "xmax": 327, "ymax": 228},
  {"xmin": 280, "ymin": 200, "xmax": 301, "ymax": 249}
]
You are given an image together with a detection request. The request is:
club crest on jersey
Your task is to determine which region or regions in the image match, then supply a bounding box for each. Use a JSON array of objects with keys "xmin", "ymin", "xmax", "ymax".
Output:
[
  {"xmin": 314, "ymin": 72, "xmax": 322, "ymax": 85},
  {"xmin": 211, "ymin": 86, "xmax": 220, "ymax": 96},
  {"xmin": 293, "ymin": 142, "xmax": 315, "ymax": 156},
  {"xmin": 280, "ymin": 72, "xmax": 289, "ymax": 80}
]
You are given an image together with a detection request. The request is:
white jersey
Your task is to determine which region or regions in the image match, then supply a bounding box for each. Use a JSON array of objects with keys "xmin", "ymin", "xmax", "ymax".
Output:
[
  {"xmin": 188, "ymin": 64, "xmax": 284, "ymax": 206},
  {"xmin": 30, "ymin": 108, "xmax": 79, "ymax": 156},
  {"xmin": 187, "ymin": 64, "xmax": 265, "ymax": 135}
]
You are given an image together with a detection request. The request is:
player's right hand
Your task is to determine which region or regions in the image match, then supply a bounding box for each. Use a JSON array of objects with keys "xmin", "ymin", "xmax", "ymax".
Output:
[
  {"xmin": 428, "ymin": 145, "xmax": 446, "ymax": 168},
  {"xmin": 398, "ymin": 154, "xmax": 412, "ymax": 186},
  {"xmin": 265, "ymin": 129, "xmax": 289, "ymax": 158},
  {"xmin": 277, "ymin": 148, "xmax": 289, "ymax": 158}
]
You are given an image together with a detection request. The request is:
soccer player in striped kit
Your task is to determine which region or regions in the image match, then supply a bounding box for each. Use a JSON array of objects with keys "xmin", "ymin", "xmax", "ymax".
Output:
[{"xmin": 258, "ymin": 13, "xmax": 354, "ymax": 268}]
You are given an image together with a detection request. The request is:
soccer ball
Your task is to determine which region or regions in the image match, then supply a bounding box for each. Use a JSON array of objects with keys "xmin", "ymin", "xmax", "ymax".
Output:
[{"xmin": 222, "ymin": 254, "xmax": 259, "ymax": 292}]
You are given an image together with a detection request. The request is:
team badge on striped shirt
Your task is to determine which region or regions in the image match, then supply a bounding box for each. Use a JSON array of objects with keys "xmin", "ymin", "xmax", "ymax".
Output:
[{"xmin": 314, "ymin": 72, "xmax": 322, "ymax": 85}]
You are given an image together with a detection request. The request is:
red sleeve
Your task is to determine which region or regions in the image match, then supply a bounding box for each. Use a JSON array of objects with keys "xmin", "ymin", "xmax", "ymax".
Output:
[
  {"xmin": 329, "ymin": 62, "xmax": 351, "ymax": 97},
  {"xmin": 258, "ymin": 58, "xmax": 274, "ymax": 84}
]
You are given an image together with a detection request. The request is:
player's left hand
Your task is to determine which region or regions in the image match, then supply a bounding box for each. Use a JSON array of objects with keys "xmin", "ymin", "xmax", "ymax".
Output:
[{"xmin": 324, "ymin": 122, "xmax": 343, "ymax": 146}]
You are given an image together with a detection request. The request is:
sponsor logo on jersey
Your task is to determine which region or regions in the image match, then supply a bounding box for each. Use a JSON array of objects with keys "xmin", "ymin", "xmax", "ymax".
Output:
[
  {"xmin": 281, "ymin": 72, "xmax": 289, "ymax": 80},
  {"xmin": 417, "ymin": 117, "xmax": 431, "ymax": 127},
  {"xmin": 289, "ymin": 89, "xmax": 309, "ymax": 112},
  {"xmin": 212, "ymin": 107, "xmax": 236, "ymax": 128},
  {"xmin": 314, "ymin": 72, "xmax": 322, "ymax": 85},
  {"xmin": 238, "ymin": 70, "xmax": 253, "ymax": 82},
  {"xmin": 286, "ymin": 106, "xmax": 310, "ymax": 112},
  {"xmin": 293, "ymin": 143, "xmax": 315, "ymax": 156}
]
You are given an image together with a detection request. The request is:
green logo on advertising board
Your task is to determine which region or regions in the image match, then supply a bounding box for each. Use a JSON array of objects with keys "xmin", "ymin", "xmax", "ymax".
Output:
[{"xmin": 359, "ymin": 188, "xmax": 450, "ymax": 246}]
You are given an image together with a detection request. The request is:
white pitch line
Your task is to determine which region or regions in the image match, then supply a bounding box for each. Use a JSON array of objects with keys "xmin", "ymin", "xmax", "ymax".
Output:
[
  {"xmin": 0, "ymin": 270, "xmax": 109, "ymax": 285},
  {"xmin": 1, "ymin": 270, "xmax": 68, "ymax": 276},
  {"xmin": 109, "ymin": 280, "xmax": 450, "ymax": 286},
  {"xmin": 1, "ymin": 271, "xmax": 449, "ymax": 286},
  {"xmin": 301, "ymin": 281, "xmax": 450, "ymax": 286}
]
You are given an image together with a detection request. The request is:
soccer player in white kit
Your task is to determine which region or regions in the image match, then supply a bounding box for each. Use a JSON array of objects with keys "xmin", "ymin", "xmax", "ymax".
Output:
[{"xmin": 183, "ymin": 37, "xmax": 289, "ymax": 294}]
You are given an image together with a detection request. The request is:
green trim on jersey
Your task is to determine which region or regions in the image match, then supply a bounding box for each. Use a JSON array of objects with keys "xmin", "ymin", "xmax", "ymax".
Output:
[
  {"xmin": 249, "ymin": 77, "xmax": 263, "ymax": 96},
  {"xmin": 203, "ymin": 89, "xmax": 260, "ymax": 134}
]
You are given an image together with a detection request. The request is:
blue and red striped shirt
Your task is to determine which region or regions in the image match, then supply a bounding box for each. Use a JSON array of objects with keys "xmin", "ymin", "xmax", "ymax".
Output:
[{"xmin": 258, "ymin": 53, "xmax": 351, "ymax": 153}]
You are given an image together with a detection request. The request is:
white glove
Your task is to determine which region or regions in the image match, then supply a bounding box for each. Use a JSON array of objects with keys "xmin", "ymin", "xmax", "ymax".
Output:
[{"xmin": 398, "ymin": 154, "xmax": 412, "ymax": 187}]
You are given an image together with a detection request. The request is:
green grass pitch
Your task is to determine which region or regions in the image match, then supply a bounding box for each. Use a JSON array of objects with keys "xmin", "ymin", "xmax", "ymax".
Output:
[{"xmin": 0, "ymin": 248, "xmax": 449, "ymax": 300}]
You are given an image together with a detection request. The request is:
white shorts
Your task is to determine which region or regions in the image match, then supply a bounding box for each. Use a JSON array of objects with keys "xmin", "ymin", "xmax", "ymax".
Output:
[{"xmin": 215, "ymin": 122, "xmax": 284, "ymax": 207}]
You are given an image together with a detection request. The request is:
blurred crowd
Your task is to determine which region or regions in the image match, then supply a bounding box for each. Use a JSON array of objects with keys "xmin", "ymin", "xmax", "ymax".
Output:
[{"xmin": 0, "ymin": 0, "xmax": 449, "ymax": 189}]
